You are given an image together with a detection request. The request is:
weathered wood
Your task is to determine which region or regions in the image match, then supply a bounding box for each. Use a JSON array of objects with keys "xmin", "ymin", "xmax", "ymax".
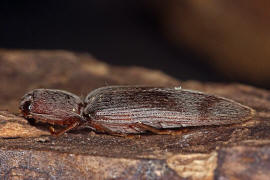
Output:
[{"xmin": 0, "ymin": 49, "xmax": 269, "ymax": 179}]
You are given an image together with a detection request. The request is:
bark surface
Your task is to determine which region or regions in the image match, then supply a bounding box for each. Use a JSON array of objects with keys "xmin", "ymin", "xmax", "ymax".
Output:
[{"xmin": 0, "ymin": 49, "xmax": 269, "ymax": 179}]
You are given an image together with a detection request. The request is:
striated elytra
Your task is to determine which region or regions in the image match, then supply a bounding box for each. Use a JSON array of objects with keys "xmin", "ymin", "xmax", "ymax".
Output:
[{"xmin": 19, "ymin": 86, "xmax": 255, "ymax": 136}]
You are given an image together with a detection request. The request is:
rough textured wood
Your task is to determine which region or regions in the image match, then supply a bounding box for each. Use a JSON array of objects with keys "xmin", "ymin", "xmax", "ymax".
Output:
[
  {"xmin": 0, "ymin": 49, "xmax": 269, "ymax": 179},
  {"xmin": 216, "ymin": 146, "xmax": 270, "ymax": 180}
]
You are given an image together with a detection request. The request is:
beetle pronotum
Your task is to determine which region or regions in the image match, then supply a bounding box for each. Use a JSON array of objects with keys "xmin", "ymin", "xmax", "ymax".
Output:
[{"xmin": 19, "ymin": 86, "xmax": 255, "ymax": 136}]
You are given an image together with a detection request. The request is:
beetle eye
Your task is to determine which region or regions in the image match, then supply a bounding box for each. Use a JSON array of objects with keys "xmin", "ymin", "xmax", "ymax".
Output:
[{"xmin": 20, "ymin": 101, "xmax": 32, "ymax": 115}]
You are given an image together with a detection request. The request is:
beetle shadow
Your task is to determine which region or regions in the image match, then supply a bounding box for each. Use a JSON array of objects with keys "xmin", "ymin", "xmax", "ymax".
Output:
[{"xmin": 25, "ymin": 117, "xmax": 245, "ymax": 138}]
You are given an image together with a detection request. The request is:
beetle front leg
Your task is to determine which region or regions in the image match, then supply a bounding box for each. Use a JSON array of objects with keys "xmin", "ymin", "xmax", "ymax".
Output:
[
  {"xmin": 130, "ymin": 122, "xmax": 187, "ymax": 135},
  {"xmin": 48, "ymin": 115, "xmax": 85, "ymax": 136},
  {"xmin": 49, "ymin": 121, "xmax": 80, "ymax": 136}
]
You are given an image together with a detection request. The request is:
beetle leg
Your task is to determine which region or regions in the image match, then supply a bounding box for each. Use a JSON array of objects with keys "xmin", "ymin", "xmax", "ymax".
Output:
[
  {"xmin": 49, "ymin": 121, "xmax": 80, "ymax": 136},
  {"xmin": 131, "ymin": 122, "xmax": 187, "ymax": 135},
  {"xmin": 89, "ymin": 121, "xmax": 133, "ymax": 137}
]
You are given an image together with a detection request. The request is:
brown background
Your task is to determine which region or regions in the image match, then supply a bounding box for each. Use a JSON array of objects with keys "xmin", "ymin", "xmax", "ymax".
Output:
[{"xmin": 2, "ymin": 0, "xmax": 270, "ymax": 88}]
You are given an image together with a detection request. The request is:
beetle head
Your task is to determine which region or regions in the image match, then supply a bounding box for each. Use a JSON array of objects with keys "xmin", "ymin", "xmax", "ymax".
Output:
[{"xmin": 19, "ymin": 91, "xmax": 34, "ymax": 118}]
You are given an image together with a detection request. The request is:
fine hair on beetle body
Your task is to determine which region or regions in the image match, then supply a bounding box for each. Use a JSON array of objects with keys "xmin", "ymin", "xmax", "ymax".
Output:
[{"xmin": 19, "ymin": 86, "xmax": 255, "ymax": 136}]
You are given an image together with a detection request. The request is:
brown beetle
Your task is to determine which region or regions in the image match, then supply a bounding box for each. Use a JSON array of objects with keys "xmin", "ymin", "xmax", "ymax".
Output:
[{"xmin": 19, "ymin": 86, "xmax": 255, "ymax": 136}]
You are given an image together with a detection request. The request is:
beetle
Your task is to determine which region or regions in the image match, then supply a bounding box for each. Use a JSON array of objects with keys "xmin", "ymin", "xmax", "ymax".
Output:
[{"xmin": 19, "ymin": 86, "xmax": 255, "ymax": 136}]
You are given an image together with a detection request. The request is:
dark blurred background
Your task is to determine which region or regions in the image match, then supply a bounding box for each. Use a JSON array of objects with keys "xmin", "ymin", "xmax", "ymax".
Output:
[{"xmin": 1, "ymin": 0, "xmax": 270, "ymax": 88}]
